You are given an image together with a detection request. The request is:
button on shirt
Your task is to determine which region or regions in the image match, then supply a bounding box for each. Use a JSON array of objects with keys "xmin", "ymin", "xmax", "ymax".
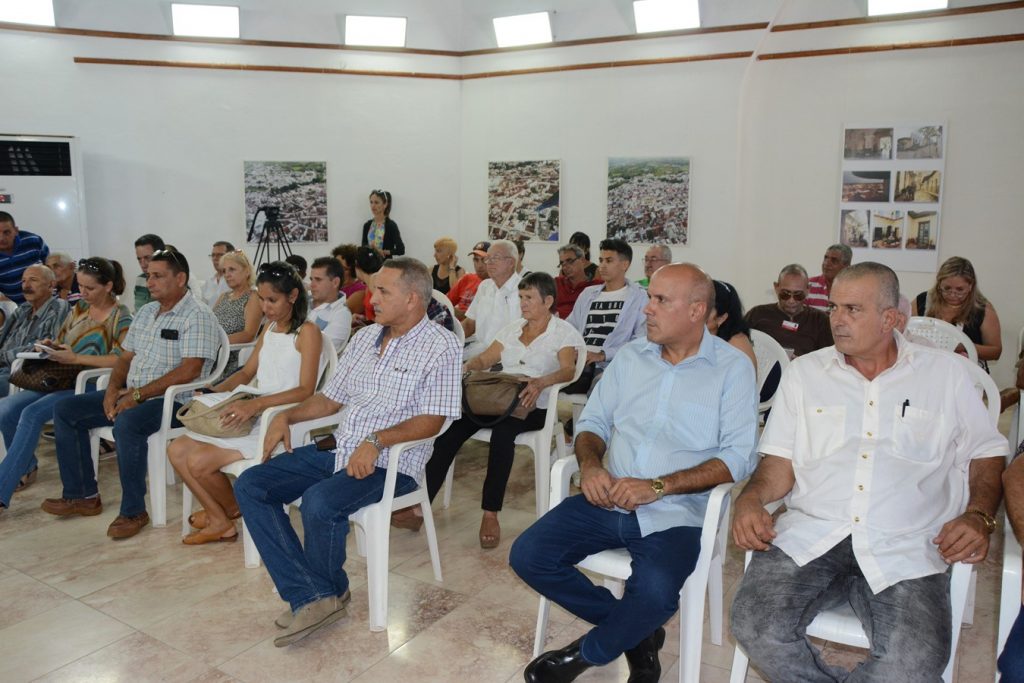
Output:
[
  {"xmin": 122, "ymin": 292, "xmax": 220, "ymax": 388},
  {"xmin": 464, "ymin": 272, "xmax": 522, "ymax": 358},
  {"xmin": 760, "ymin": 333, "xmax": 1010, "ymax": 594},
  {"xmin": 493, "ymin": 316, "xmax": 585, "ymax": 410},
  {"xmin": 321, "ymin": 315, "xmax": 462, "ymax": 483},
  {"xmin": 576, "ymin": 332, "xmax": 759, "ymax": 536}
]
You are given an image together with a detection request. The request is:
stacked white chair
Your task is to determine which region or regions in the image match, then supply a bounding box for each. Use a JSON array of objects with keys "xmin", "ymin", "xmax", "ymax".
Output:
[
  {"xmin": 431, "ymin": 290, "xmax": 465, "ymax": 346},
  {"xmin": 749, "ymin": 329, "xmax": 790, "ymax": 416},
  {"xmin": 906, "ymin": 316, "xmax": 978, "ymax": 363}
]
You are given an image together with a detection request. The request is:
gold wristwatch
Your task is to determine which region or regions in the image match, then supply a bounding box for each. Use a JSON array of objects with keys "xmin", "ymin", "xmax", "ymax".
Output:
[
  {"xmin": 651, "ymin": 478, "xmax": 666, "ymax": 500},
  {"xmin": 966, "ymin": 507, "xmax": 996, "ymax": 534},
  {"xmin": 132, "ymin": 388, "xmax": 144, "ymax": 403}
]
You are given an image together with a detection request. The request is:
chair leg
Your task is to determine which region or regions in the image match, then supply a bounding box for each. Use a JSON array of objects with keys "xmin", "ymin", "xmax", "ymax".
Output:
[
  {"xmin": 355, "ymin": 524, "xmax": 367, "ymax": 558},
  {"xmin": 533, "ymin": 596, "xmax": 551, "ymax": 657},
  {"xmin": 242, "ymin": 520, "xmax": 261, "ymax": 569},
  {"xmin": 729, "ymin": 645, "xmax": 751, "ymax": 683},
  {"xmin": 89, "ymin": 432, "xmax": 100, "ymax": 478},
  {"xmin": 363, "ymin": 513, "xmax": 391, "ymax": 632},
  {"xmin": 419, "ymin": 498, "xmax": 443, "ymax": 582},
  {"xmin": 147, "ymin": 435, "xmax": 167, "ymax": 527},
  {"xmin": 181, "ymin": 486, "xmax": 194, "ymax": 537},
  {"xmin": 962, "ymin": 571, "xmax": 976, "ymax": 626},
  {"xmin": 442, "ymin": 462, "xmax": 454, "ymax": 509},
  {"xmin": 554, "ymin": 424, "xmax": 568, "ymax": 460},
  {"xmin": 532, "ymin": 440, "xmax": 548, "ymax": 518},
  {"xmin": 708, "ymin": 553, "xmax": 724, "ymax": 646}
]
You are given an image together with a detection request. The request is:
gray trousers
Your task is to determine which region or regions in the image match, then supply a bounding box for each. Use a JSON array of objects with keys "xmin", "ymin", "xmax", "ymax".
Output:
[{"xmin": 731, "ymin": 536, "xmax": 951, "ymax": 682}]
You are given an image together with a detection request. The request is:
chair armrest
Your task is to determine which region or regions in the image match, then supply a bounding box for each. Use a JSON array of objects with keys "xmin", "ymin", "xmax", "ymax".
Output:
[
  {"xmin": 549, "ymin": 456, "xmax": 580, "ymax": 511},
  {"xmin": 10, "ymin": 358, "xmax": 22, "ymax": 376},
  {"xmin": 255, "ymin": 403, "xmax": 298, "ymax": 458},
  {"xmin": 377, "ymin": 418, "xmax": 453, "ymax": 511},
  {"xmin": 289, "ymin": 412, "xmax": 344, "ymax": 446},
  {"xmin": 76, "ymin": 368, "xmax": 112, "ymax": 394},
  {"xmin": 160, "ymin": 378, "xmax": 217, "ymax": 429}
]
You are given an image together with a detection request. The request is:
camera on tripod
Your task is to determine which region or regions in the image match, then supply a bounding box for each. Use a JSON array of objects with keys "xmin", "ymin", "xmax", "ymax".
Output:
[{"xmin": 247, "ymin": 205, "xmax": 292, "ymax": 267}]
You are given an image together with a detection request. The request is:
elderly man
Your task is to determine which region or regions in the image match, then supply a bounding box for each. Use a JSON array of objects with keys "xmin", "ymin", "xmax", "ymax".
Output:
[
  {"xmin": 132, "ymin": 233, "xmax": 165, "ymax": 312},
  {"xmin": 512, "ymin": 263, "xmax": 758, "ymax": 682},
  {"xmin": 554, "ymin": 244, "xmax": 601, "ymax": 319},
  {"xmin": 1000, "ymin": 454, "xmax": 1024, "ymax": 681},
  {"xmin": 201, "ymin": 240, "xmax": 234, "ymax": 307},
  {"xmin": 234, "ymin": 257, "xmax": 461, "ymax": 648},
  {"xmin": 46, "ymin": 253, "xmax": 80, "ymax": 303},
  {"xmin": 0, "ymin": 265, "xmax": 68, "ymax": 397},
  {"xmin": 43, "ymin": 250, "xmax": 220, "ymax": 539},
  {"xmin": 307, "ymin": 256, "xmax": 351, "ymax": 356},
  {"xmin": 636, "ymin": 245, "xmax": 672, "ymax": 289},
  {"xmin": 462, "ymin": 239, "xmax": 521, "ymax": 358},
  {"xmin": 0, "ymin": 211, "xmax": 50, "ymax": 305},
  {"xmin": 806, "ymin": 243, "xmax": 852, "ymax": 311},
  {"xmin": 745, "ymin": 264, "xmax": 833, "ymax": 359},
  {"xmin": 447, "ymin": 240, "xmax": 490, "ymax": 320},
  {"xmin": 731, "ymin": 262, "xmax": 1008, "ymax": 682}
]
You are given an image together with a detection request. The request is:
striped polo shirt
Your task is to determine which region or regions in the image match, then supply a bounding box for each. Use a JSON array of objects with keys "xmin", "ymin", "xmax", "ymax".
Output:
[{"xmin": 0, "ymin": 231, "xmax": 50, "ymax": 304}]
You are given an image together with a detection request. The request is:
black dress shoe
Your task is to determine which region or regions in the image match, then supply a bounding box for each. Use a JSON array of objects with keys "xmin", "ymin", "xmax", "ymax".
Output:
[
  {"xmin": 624, "ymin": 626, "xmax": 666, "ymax": 683},
  {"xmin": 524, "ymin": 636, "xmax": 593, "ymax": 682}
]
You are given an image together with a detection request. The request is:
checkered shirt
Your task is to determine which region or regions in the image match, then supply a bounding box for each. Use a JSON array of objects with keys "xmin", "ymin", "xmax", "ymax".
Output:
[
  {"xmin": 322, "ymin": 314, "xmax": 462, "ymax": 483},
  {"xmin": 122, "ymin": 292, "xmax": 220, "ymax": 388}
]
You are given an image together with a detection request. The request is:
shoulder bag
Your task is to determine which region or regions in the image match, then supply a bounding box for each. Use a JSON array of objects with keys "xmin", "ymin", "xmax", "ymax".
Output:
[{"xmin": 461, "ymin": 370, "xmax": 530, "ymax": 428}]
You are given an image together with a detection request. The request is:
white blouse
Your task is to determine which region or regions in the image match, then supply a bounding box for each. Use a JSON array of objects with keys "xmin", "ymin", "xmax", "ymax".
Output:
[{"xmin": 493, "ymin": 316, "xmax": 584, "ymax": 409}]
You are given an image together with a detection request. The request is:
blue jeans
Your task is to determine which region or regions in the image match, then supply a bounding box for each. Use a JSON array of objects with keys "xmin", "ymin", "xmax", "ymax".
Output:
[
  {"xmin": 0, "ymin": 368, "xmax": 11, "ymax": 398},
  {"xmin": 509, "ymin": 494, "xmax": 701, "ymax": 666},
  {"xmin": 234, "ymin": 444, "xmax": 417, "ymax": 611},
  {"xmin": 0, "ymin": 389, "xmax": 73, "ymax": 507},
  {"xmin": 52, "ymin": 390, "xmax": 180, "ymax": 517},
  {"xmin": 999, "ymin": 605, "xmax": 1024, "ymax": 682},
  {"xmin": 731, "ymin": 537, "xmax": 952, "ymax": 682}
]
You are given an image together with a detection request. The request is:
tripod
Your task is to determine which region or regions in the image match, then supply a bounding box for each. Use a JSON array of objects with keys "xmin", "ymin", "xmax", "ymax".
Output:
[{"xmin": 247, "ymin": 206, "xmax": 293, "ymax": 268}]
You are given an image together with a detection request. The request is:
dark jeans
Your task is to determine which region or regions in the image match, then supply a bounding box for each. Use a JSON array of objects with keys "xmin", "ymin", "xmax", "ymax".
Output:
[
  {"xmin": 509, "ymin": 494, "xmax": 701, "ymax": 665},
  {"xmin": 424, "ymin": 409, "xmax": 545, "ymax": 511},
  {"xmin": 731, "ymin": 537, "xmax": 952, "ymax": 682},
  {"xmin": 52, "ymin": 390, "xmax": 181, "ymax": 517},
  {"xmin": 234, "ymin": 444, "xmax": 417, "ymax": 611},
  {"xmin": 999, "ymin": 605, "xmax": 1024, "ymax": 682}
]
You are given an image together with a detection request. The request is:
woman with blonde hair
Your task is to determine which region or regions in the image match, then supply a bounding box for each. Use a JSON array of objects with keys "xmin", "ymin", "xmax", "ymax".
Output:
[
  {"xmin": 212, "ymin": 250, "xmax": 262, "ymax": 375},
  {"xmin": 431, "ymin": 237, "xmax": 464, "ymax": 295},
  {"xmin": 912, "ymin": 256, "xmax": 1002, "ymax": 363}
]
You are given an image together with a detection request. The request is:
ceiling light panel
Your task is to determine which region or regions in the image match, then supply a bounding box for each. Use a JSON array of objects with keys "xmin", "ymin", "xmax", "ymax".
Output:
[
  {"xmin": 345, "ymin": 15, "xmax": 407, "ymax": 47},
  {"xmin": 868, "ymin": 0, "xmax": 948, "ymax": 16},
  {"xmin": 0, "ymin": 0, "xmax": 55, "ymax": 26},
  {"xmin": 633, "ymin": 0, "xmax": 700, "ymax": 33},
  {"xmin": 493, "ymin": 11, "xmax": 553, "ymax": 48},
  {"xmin": 171, "ymin": 4, "xmax": 240, "ymax": 38}
]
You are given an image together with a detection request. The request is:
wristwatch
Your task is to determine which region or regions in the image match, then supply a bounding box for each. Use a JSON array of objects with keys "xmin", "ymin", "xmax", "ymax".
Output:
[
  {"xmin": 650, "ymin": 478, "xmax": 666, "ymax": 500},
  {"xmin": 132, "ymin": 388, "xmax": 144, "ymax": 403},
  {"xmin": 364, "ymin": 432, "xmax": 384, "ymax": 452},
  {"xmin": 966, "ymin": 507, "xmax": 996, "ymax": 534}
]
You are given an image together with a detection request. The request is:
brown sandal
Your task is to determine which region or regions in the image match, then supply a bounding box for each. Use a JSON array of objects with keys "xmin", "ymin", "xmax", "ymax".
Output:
[
  {"xmin": 15, "ymin": 467, "xmax": 38, "ymax": 493},
  {"xmin": 390, "ymin": 507, "xmax": 424, "ymax": 532},
  {"xmin": 188, "ymin": 508, "xmax": 241, "ymax": 530},
  {"xmin": 182, "ymin": 526, "xmax": 238, "ymax": 545},
  {"xmin": 479, "ymin": 515, "xmax": 501, "ymax": 550}
]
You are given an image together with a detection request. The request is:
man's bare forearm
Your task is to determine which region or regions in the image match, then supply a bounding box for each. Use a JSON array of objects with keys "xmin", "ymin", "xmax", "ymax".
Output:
[
  {"xmin": 735, "ymin": 455, "xmax": 796, "ymax": 506},
  {"xmin": 137, "ymin": 358, "xmax": 205, "ymax": 401},
  {"xmin": 1004, "ymin": 456, "xmax": 1024, "ymax": 546},
  {"xmin": 376, "ymin": 414, "xmax": 447, "ymax": 447},
  {"xmin": 967, "ymin": 456, "xmax": 1004, "ymax": 517},
  {"xmin": 575, "ymin": 431, "xmax": 607, "ymax": 471},
  {"xmin": 105, "ymin": 355, "xmax": 132, "ymax": 394},
  {"xmin": 662, "ymin": 457, "xmax": 734, "ymax": 495},
  {"xmin": 282, "ymin": 393, "xmax": 343, "ymax": 425}
]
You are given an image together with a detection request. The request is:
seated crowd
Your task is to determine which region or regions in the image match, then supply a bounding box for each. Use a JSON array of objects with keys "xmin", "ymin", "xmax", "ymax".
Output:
[{"xmin": 0, "ymin": 203, "xmax": 1021, "ymax": 682}]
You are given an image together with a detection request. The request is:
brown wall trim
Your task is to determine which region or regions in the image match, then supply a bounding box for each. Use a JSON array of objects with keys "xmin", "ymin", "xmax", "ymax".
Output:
[
  {"xmin": 2, "ymin": 19, "xmax": 765, "ymax": 57},
  {"xmin": 759, "ymin": 31, "xmax": 1024, "ymax": 60},
  {"xmin": 772, "ymin": 0, "xmax": 1024, "ymax": 32},
  {"xmin": 74, "ymin": 52, "xmax": 752, "ymax": 80}
]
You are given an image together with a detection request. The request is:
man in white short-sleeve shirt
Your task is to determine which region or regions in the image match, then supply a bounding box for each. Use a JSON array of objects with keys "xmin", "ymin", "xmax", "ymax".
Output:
[
  {"xmin": 730, "ymin": 262, "xmax": 1007, "ymax": 682},
  {"xmin": 462, "ymin": 240, "xmax": 521, "ymax": 359},
  {"xmin": 307, "ymin": 256, "xmax": 351, "ymax": 356}
]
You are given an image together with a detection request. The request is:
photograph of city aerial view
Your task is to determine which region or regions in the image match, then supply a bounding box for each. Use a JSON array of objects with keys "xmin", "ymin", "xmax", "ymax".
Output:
[
  {"xmin": 244, "ymin": 161, "xmax": 328, "ymax": 243},
  {"xmin": 487, "ymin": 160, "xmax": 560, "ymax": 241},
  {"xmin": 841, "ymin": 170, "xmax": 891, "ymax": 202},
  {"xmin": 606, "ymin": 157, "xmax": 690, "ymax": 245}
]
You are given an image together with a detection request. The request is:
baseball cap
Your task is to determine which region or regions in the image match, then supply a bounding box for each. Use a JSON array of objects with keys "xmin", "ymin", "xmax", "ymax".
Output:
[{"xmin": 469, "ymin": 241, "xmax": 491, "ymax": 257}]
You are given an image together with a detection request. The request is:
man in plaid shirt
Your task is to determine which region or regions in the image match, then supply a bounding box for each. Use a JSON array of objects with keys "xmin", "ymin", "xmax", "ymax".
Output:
[
  {"xmin": 235, "ymin": 257, "xmax": 462, "ymax": 648},
  {"xmin": 43, "ymin": 249, "xmax": 220, "ymax": 539}
]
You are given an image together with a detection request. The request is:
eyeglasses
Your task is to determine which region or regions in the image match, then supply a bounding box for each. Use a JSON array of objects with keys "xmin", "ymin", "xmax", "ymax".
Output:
[
  {"xmin": 209, "ymin": 252, "xmax": 227, "ymax": 258},
  {"xmin": 778, "ymin": 289, "xmax": 807, "ymax": 301},
  {"xmin": 483, "ymin": 256, "xmax": 512, "ymax": 264},
  {"xmin": 151, "ymin": 249, "xmax": 185, "ymax": 270},
  {"xmin": 939, "ymin": 285, "xmax": 970, "ymax": 297},
  {"xmin": 558, "ymin": 257, "xmax": 578, "ymax": 267},
  {"xmin": 644, "ymin": 257, "xmax": 669, "ymax": 264}
]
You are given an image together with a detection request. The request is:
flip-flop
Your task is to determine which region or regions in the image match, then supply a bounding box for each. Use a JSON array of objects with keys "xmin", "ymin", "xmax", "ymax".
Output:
[
  {"xmin": 15, "ymin": 467, "xmax": 38, "ymax": 493},
  {"xmin": 182, "ymin": 527, "xmax": 239, "ymax": 545},
  {"xmin": 188, "ymin": 508, "xmax": 241, "ymax": 529}
]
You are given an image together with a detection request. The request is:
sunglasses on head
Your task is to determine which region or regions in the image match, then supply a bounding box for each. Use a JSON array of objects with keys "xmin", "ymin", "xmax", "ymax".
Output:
[
  {"xmin": 258, "ymin": 262, "xmax": 297, "ymax": 280},
  {"xmin": 77, "ymin": 258, "xmax": 105, "ymax": 274},
  {"xmin": 151, "ymin": 249, "xmax": 185, "ymax": 269},
  {"xmin": 778, "ymin": 289, "xmax": 807, "ymax": 301}
]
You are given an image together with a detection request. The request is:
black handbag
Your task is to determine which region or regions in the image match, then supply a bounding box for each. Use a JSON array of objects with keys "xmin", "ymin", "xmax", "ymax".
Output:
[{"xmin": 10, "ymin": 359, "xmax": 85, "ymax": 393}]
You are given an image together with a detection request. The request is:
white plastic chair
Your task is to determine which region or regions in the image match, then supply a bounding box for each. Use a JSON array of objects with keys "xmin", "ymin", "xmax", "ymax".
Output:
[
  {"xmin": 441, "ymin": 345, "xmax": 587, "ymax": 517},
  {"xmin": 749, "ymin": 330, "xmax": 790, "ymax": 415},
  {"xmin": 286, "ymin": 414, "xmax": 452, "ymax": 631},
  {"xmin": 230, "ymin": 340, "xmax": 258, "ymax": 368},
  {"xmin": 85, "ymin": 327, "xmax": 230, "ymax": 527},
  {"xmin": 182, "ymin": 336, "xmax": 338, "ymax": 567},
  {"xmin": 906, "ymin": 316, "xmax": 979, "ymax": 363},
  {"xmin": 432, "ymin": 290, "xmax": 465, "ymax": 346},
  {"xmin": 532, "ymin": 456, "xmax": 733, "ymax": 683}
]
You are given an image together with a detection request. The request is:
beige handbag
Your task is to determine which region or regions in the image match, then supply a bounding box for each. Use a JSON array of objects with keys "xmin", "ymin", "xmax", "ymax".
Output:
[
  {"xmin": 175, "ymin": 393, "xmax": 258, "ymax": 438},
  {"xmin": 461, "ymin": 371, "xmax": 530, "ymax": 427}
]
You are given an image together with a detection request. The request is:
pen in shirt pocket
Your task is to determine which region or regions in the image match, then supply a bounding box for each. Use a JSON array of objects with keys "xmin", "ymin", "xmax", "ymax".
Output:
[{"xmin": 901, "ymin": 399, "xmax": 910, "ymax": 417}]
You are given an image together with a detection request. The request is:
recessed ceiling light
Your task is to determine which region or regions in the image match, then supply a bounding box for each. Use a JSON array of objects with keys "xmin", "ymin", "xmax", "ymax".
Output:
[
  {"xmin": 345, "ymin": 15, "xmax": 407, "ymax": 48},
  {"xmin": 493, "ymin": 11, "xmax": 553, "ymax": 48},
  {"xmin": 0, "ymin": 0, "xmax": 55, "ymax": 27},
  {"xmin": 171, "ymin": 4, "xmax": 239, "ymax": 39},
  {"xmin": 868, "ymin": 0, "xmax": 948, "ymax": 16},
  {"xmin": 633, "ymin": 0, "xmax": 700, "ymax": 34}
]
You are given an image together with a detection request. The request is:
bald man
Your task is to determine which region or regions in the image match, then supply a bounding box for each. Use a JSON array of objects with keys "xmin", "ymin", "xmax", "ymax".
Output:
[
  {"xmin": 0, "ymin": 264, "xmax": 68, "ymax": 396},
  {"xmin": 512, "ymin": 264, "xmax": 758, "ymax": 682}
]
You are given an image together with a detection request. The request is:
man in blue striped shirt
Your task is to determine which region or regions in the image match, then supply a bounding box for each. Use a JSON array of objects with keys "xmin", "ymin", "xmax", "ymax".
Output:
[
  {"xmin": 0, "ymin": 212, "xmax": 50, "ymax": 305},
  {"xmin": 512, "ymin": 263, "xmax": 758, "ymax": 683}
]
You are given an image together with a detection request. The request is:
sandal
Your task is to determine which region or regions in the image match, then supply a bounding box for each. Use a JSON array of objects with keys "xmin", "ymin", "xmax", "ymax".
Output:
[
  {"xmin": 188, "ymin": 508, "xmax": 241, "ymax": 530},
  {"xmin": 15, "ymin": 467, "xmax": 38, "ymax": 493},
  {"xmin": 182, "ymin": 526, "xmax": 238, "ymax": 545},
  {"xmin": 390, "ymin": 507, "xmax": 424, "ymax": 532},
  {"xmin": 479, "ymin": 515, "xmax": 501, "ymax": 550}
]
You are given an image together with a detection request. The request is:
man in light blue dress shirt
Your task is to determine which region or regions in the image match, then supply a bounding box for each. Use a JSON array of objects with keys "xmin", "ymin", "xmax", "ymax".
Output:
[{"xmin": 512, "ymin": 263, "xmax": 758, "ymax": 683}]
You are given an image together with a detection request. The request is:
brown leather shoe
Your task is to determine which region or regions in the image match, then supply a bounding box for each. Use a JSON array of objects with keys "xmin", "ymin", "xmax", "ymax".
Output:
[
  {"xmin": 107, "ymin": 511, "xmax": 150, "ymax": 539},
  {"xmin": 41, "ymin": 496, "xmax": 103, "ymax": 517}
]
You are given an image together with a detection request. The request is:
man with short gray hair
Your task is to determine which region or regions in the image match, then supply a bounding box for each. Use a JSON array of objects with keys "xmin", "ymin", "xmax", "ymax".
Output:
[
  {"xmin": 806, "ymin": 244, "xmax": 852, "ymax": 311},
  {"xmin": 462, "ymin": 239, "xmax": 521, "ymax": 358},
  {"xmin": 46, "ymin": 253, "xmax": 80, "ymax": 303},
  {"xmin": 745, "ymin": 263, "xmax": 832, "ymax": 359},
  {"xmin": 637, "ymin": 245, "xmax": 672, "ymax": 289},
  {"xmin": 0, "ymin": 265, "xmax": 67, "ymax": 397},
  {"xmin": 555, "ymin": 244, "xmax": 601, "ymax": 319}
]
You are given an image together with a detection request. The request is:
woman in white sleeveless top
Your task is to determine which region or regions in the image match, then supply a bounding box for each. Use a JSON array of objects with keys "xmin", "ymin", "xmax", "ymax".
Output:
[{"xmin": 168, "ymin": 261, "xmax": 323, "ymax": 545}]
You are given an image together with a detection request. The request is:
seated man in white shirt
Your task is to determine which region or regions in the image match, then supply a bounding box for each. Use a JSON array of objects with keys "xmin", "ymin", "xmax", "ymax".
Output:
[
  {"xmin": 307, "ymin": 257, "xmax": 351, "ymax": 356},
  {"xmin": 730, "ymin": 261, "xmax": 1008, "ymax": 682},
  {"xmin": 461, "ymin": 239, "xmax": 521, "ymax": 359},
  {"xmin": 201, "ymin": 241, "xmax": 233, "ymax": 307}
]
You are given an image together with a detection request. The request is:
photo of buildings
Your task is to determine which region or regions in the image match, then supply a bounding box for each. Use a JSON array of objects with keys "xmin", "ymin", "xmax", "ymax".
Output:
[
  {"xmin": 487, "ymin": 160, "xmax": 561, "ymax": 241},
  {"xmin": 606, "ymin": 157, "xmax": 690, "ymax": 245},
  {"xmin": 244, "ymin": 161, "xmax": 328, "ymax": 243},
  {"xmin": 906, "ymin": 211, "xmax": 938, "ymax": 249},
  {"xmin": 840, "ymin": 209, "xmax": 869, "ymax": 247},
  {"xmin": 844, "ymin": 128, "xmax": 893, "ymax": 159},
  {"xmin": 894, "ymin": 170, "xmax": 941, "ymax": 202},
  {"xmin": 842, "ymin": 170, "xmax": 891, "ymax": 202},
  {"xmin": 871, "ymin": 209, "xmax": 903, "ymax": 249},
  {"xmin": 895, "ymin": 125, "xmax": 943, "ymax": 159}
]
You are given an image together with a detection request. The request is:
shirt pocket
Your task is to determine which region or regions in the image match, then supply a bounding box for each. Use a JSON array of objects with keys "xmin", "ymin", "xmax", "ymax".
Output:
[
  {"xmin": 891, "ymin": 405, "xmax": 943, "ymax": 464},
  {"xmin": 800, "ymin": 406, "xmax": 846, "ymax": 462}
]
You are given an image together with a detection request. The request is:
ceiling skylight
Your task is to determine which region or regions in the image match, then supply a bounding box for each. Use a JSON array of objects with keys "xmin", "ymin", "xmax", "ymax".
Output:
[
  {"xmin": 0, "ymin": 0, "xmax": 55, "ymax": 27},
  {"xmin": 493, "ymin": 11, "xmax": 553, "ymax": 48},
  {"xmin": 171, "ymin": 4, "xmax": 239, "ymax": 38},
  {"xmin": 633, "ymin": 0, "xmax": 701, "ymax": 33},
  {"xmin": 868, "ymin": 0, "xmax": 948, "ymax": 16},
  {"xmin": 345, "ymin": 15, "xmax": 407, "ymax": 47}
]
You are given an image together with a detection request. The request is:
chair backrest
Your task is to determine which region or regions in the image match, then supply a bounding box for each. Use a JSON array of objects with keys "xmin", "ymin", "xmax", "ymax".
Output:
[
  {"xmin": 431, "ymin": 289, "xmax": 464, "ymax": 346},
  {"xmin": 749, "ymin": 330, "xmax": 790, "ymax": 414},
  {"xmin": 905, "ymin": 316, "xmax": 978, "ymax": 363},
  {"xmin": 207, "ymin": 327, "xmax": 232, "ymax": 385},
  {"xmin": 317, "ymin": 334, "xmax": 337, "ymax": 390},
  {"xmin": 956, "ymin": 353, "xmax": 1000, "ymax": 426}
]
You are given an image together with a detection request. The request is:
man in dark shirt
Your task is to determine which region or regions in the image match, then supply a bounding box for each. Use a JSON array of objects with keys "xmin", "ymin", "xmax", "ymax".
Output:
[
  {"xmin": 0, "ymin": 211, "xmax": 50, "ymax": 305},
  {"xmin": 554, "ymin": 244, "xmax": 601, "ymax": 319},
  {"xmin": 744, "ymin": 264, "xmax": 833, "ymax": 358}
]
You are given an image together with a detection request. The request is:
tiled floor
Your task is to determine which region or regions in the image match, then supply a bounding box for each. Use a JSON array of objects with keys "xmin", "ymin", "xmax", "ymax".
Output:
[{"xmin": 0, "ymin": 425, "xmax": 1009, "ymax": 682}]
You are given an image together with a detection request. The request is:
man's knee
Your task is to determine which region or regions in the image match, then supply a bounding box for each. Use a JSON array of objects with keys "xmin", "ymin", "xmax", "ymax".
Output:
[
  {"xmin": 509, "ymin": 523, "xmax": 550, "ymax": 582},
  {"xmin": 234, "ymin": 467, "xmax": 261, "ymax": 504},
  {"xmin": 729, "ymin": 579, "xmax": 763, "ymax": 650}
]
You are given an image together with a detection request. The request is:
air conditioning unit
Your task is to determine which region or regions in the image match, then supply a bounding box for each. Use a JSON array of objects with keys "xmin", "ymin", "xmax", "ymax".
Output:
[{"xmin": 0, "ymin": 135, "xmax": 89, "ymax": 259}]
